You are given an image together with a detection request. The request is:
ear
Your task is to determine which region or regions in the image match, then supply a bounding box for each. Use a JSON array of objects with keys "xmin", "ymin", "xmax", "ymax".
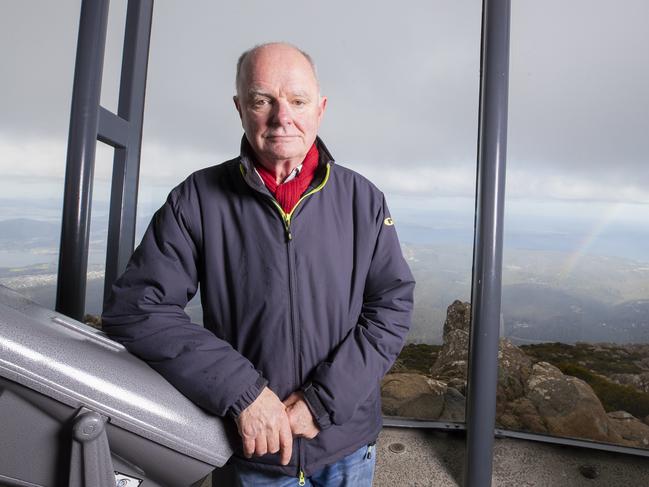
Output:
[
  {"xmin": 233, "ymin": 95, "xmax": 243, "ymax": 119},
  {"xmin": 318, "ymin": 96, "xmax": 328, "ymax": 122}
]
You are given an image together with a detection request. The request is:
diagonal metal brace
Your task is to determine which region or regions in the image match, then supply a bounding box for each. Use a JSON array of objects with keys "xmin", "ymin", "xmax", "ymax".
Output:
[{"xmin": 69, "ymin": 407, "xmax": 115, "ymax": 487}]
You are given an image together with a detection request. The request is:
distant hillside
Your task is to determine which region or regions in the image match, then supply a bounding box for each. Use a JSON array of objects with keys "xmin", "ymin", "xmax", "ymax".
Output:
[
  {"xmin": 2, "ymin": 243, "xmax": 649, "ymax": 345},
  {"xmin": 503, "ymin": 284, "xmax": 649, "ymax": 344},
  {"xmin": 0, "ymin": 218, "xmax": 60, "ymax": 239}
]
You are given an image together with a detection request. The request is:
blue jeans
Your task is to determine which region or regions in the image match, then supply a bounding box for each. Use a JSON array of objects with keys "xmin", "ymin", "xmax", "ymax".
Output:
[{"xmin": 233, "ymin": 444, "xmax": 377, "ymax": 486}]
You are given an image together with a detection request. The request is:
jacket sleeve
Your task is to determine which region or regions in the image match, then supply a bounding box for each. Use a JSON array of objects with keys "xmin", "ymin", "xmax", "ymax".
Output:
[
  {"xmin": 302, "ymin": 195, "xmax": 415, "ymax": 428},
  {"xmin": 101, "ymin": 185, "xmax": 266, "ymax": 417}
]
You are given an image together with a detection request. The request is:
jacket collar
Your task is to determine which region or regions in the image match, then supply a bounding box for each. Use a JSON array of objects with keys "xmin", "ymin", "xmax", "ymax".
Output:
[{"xmin": 238, "ymin": 135, "xmax": 334, "ymax": 193}]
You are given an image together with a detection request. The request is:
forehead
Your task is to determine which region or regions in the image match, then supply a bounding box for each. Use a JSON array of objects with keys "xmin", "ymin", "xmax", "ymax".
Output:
[{"xmin": 240, "ymin": 46, "xmax": 318, "ymax": 94}]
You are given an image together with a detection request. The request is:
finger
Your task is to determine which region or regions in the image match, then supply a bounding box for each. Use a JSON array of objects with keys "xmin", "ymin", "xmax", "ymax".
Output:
[
  {"xmin": 266, "ymin": 424, "xmax": 280, "ymax": 454},
  {"xmin": 282, "ymin": 392, "xmax": 300, "ymax": 407},
  {"xmin": 254, "ymin": 433, "xmax": 268, "ymax": 457},
  {"xmin": 242, "ymin": 436, "xmax": 255, "ymax": 458},
  {"xmin": 279, "ymin": 419, "xmax": 293, "ymax": 465},
  {"xmin": 285, "ymin": 408, "xmax": 301, "ymax": 437}
]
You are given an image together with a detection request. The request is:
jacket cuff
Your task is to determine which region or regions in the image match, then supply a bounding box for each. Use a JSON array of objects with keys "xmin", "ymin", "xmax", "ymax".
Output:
[
  {"xmin": 227, "ymin": 373, "xmax": 268, "ymax": 418},
  {"xmin": 301, "ymin": 383, "xmax": 332, "ymax": 430}
]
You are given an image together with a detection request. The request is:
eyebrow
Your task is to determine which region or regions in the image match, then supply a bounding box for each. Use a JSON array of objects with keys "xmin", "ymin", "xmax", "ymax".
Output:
[
  {"xmin": 247, "ymin": 89, "xmax": 272, "ymax": 98},
  {"xmin": 246, "ymin": 89, "xmax": 313, "ymax": 99}
]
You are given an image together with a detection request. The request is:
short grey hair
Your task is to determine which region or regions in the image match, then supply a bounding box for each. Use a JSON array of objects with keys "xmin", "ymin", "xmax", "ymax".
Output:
[{"xmin": 235, "ymin": 42, "xmax": 319, "ymax": 95}]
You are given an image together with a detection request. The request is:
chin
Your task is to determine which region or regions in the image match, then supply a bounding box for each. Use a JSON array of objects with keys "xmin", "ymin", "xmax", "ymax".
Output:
[{"xmin": 263, "ymin": 146, "xmax": 305, "ymax": 161}]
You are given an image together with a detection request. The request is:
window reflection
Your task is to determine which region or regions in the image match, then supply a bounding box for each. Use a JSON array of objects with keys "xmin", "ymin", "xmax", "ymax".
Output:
[
  {"xmin": 500, "ymin": 0, "xmax": 649, "ymax": 448},
  {"xmin": 0, "ymin": 3, "xmax": 78, "ymax": 311}
]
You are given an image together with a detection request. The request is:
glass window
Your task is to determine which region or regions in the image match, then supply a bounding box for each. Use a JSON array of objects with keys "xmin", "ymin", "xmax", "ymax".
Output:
[
  {"xmin": 501, "ymin": 0, "xmax": 649, "ymax": 448},
  {"xmin": 0, "ymin": 2, "xmax": 81, "ymax": 310},
  {"xmin": 84, "ymin": 142, "xmax": 113, "ymax": 321}
]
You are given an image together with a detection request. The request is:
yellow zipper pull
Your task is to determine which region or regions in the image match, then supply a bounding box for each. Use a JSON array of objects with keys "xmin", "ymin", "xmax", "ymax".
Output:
[
  {"xmin": 283, "ymin": 215, "xmax": 292, "ymax": 240},
  {"xmin": 298, "ymin": 470, "xmax": 306, "ymax": 486}
]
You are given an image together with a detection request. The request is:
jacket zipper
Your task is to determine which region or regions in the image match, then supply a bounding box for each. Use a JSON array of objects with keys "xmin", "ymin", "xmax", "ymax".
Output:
[
  {"xmin": 240, "ymin": 162, "xmax": 330, "ymax": 481},
  {"xmin": 277, "ymin": 166, "xmax": 329, "ymax": 484},
  {"xmin": 365, "ymin": 441, "xmax": 376, "ymax": 459},
  {"xmin": 286, "ymin": 230, "xmax": 304, "ymax": 483}
]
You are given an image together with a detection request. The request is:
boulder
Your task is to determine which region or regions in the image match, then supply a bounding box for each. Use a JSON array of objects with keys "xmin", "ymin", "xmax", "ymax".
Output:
[
  {"xmin": 607, "ymin": 411, "xmax": 649, "ymax": 448},
  {"xmin": 381, "ymin": 373, "xmax": 447, "ymax": 419},
  {"xmin": 524, "ymin": 362, "xmax": 623, "ymax": 443},
  {"xmin": 439, "ymin": 387, "xmax": 466, "ymax": 422},
  {"xmin": 511, "ymin": 397, "xmax": 547, "ymax": 433},
  {"xmin": 430, "ymin": 300, "xmax": 471, "ymax": 382},
  {"xmin": 498, "ymin": 338, "xmax": 533, "ymax": 402},
  {"xmin": 388, "ymin": 298, "xmax": 649, "ymax": 450}
]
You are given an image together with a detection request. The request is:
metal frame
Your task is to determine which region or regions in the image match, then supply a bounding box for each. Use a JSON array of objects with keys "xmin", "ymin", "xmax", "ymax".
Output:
[
  {"xmin": 56, "ymin": 0, "xmax": 153, "ymax": 320},
  {"xmin": 384, "ymin": 418, "xmax": 649, "ymax": 459},
  {"xmin": 465, "ymin": 0, "xmax": 511, "ymax": 485}
]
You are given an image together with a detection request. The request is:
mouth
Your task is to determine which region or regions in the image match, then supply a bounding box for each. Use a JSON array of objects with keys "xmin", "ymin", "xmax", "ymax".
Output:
[{"xmin": 264, "ymin": 134, "xmax": 300, "ymax": 139}]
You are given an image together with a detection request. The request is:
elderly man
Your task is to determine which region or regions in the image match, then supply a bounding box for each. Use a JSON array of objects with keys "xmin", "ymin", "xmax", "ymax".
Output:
[{"xmin": 102, "ymin": 42, "xmax": 415, "ymax": 486}]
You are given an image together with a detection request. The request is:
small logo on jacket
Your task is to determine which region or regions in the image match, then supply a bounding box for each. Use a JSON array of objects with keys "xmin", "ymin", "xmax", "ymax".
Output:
[{"xmin": 384, "ymin": 217, "xmax": 394, "ymax": 226}]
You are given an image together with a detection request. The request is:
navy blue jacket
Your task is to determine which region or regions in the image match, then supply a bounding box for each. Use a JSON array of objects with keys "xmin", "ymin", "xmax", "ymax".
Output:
[{"xmin": 102, "ymin": 138, "xmax": 415, "ymax": 476}]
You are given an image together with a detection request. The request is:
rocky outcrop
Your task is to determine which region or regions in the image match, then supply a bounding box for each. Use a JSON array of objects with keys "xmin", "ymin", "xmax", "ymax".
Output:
[
  {"xmin": 429, "ymin": 300, "xmax": 471, "ymax": 389},
  {"xmin": 382, "ymin": 299, "xmax": 649, "ymax": 450},
  {"xmin": 381, "ymin": 373, "xmax": 465, "ymax": 421},
  {"xmin": 607, "ymin": 411, "xmax": 649, "ymax": 447},
  {"xmin": 522, "ymin": 362, "xmax": 623, "ymax": 442}
]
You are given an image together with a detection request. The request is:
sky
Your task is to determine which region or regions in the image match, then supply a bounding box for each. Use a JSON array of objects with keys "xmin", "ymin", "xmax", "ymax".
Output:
[{"xmin": 0, "ymin": 0, "xmax": 648, "ymax": 226}]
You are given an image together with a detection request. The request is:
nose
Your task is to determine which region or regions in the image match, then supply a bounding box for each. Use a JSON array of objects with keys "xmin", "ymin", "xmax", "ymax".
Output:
[{"xmin": 270, "ymin": 99, "xmax": 292, "ymax": 127}]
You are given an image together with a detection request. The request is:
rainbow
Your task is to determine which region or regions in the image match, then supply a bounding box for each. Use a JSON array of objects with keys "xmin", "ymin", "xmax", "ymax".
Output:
[{"xmin": 560, "ymin": 202, "xmax": 624, "ymax": 276}]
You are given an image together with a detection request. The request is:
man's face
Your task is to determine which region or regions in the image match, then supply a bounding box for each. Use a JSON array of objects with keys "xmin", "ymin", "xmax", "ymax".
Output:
[{"xmin": 234, "ymin": 45, "xmax": 327, "ymax": 166}]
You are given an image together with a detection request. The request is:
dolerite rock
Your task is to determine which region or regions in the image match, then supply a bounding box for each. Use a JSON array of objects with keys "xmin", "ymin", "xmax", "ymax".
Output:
[
  {"xmin": 607, "ymin": 411, "xmax": 649, "ymax": 447},
  {"xmin": 396, "ymin": 298, "xmax": 649, "ymax": 448},
  {"xmin": 524, "ymin": 362, "xmax": 623, "ymax": 443},
  {"xmin": 430, "ymin": 300, "xmax": 471, "ymax": 382},
  {"xmin": 509, "ymin": 397, "xmax": 547, "ymax": 432},
  {"xmin": 381, "ymin": 373, "xmax": 447, "ymax": 419},
  {"xmin": 498, "ymin": 338, "xmax": 534, "ymax": 402},
  {"xmin": 439, "ymin": 386, "xmax": 466, "ymax": 421},
  {"xmin": 442, "ymin": 299, "xmax": 472, "ymax": 338},
  {"xmin": 431, "ymin": 301, "xmax": 532, "ymax": 405}
]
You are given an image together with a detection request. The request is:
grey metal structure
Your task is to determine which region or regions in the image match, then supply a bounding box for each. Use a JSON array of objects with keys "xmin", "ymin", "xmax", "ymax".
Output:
[
  {"xmin": 0, "ymin": 285, "xmax": 233, "ymax": 486},
  {"xmin": 465, "ymin": 0, "xmax": 511, "ymax": 486},
  {"xmin": 56, "ymin": 0, "xmax": 153, "ymax": 321}
]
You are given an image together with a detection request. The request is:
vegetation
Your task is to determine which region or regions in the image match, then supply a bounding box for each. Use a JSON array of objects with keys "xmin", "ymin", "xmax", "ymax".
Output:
[
  {"xmin": 390, "ymin": 343, "xmax": 441, "ymax": 374},
  {"xmin": 559, "ymin": 363, "xmax": 649, "ymax": 419},
  {"xmin": 521, "ymin": 342, "xmax": 644, "ymax": 375}
]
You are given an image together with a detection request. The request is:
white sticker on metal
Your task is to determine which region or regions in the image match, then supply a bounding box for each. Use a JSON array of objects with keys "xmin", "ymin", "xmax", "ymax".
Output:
[{"xmin": 115, "ymin": 472, "xmax": 144, "ymax": 487}]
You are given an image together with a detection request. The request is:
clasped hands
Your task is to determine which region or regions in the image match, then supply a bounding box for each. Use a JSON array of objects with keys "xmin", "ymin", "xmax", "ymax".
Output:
[{"xmin": 234, "ymin": 387, "xmax": 320, "ymax": 465}]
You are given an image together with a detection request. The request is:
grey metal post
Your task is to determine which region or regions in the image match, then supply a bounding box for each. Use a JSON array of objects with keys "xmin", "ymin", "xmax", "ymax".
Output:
[
  {"xmin": 465, "ymin": 0, "xmax": 511, "ymax": 486},
  {"xmin": 56, "ymin": 0, "xmax": 110, "ymax": 320},
  {"xmin": 104, "ymin": 0, "xmax": 154, "ymax": 304}
]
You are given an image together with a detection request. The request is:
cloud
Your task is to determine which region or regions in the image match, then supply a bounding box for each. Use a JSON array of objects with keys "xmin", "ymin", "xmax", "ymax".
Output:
[{"xmin": 1, "ymin": 0, "xmax": 647, "ymax": 208}]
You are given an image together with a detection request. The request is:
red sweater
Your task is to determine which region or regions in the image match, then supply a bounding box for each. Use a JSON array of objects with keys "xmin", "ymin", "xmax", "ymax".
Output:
[{"xmin": 254, "ymin": 144, "xmax": 319, "ymax": 214}]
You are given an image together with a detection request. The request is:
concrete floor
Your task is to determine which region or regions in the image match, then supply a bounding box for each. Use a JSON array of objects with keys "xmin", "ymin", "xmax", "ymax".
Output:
[{"xmin": 375, "ymin": 427, "xmax": 649, "ymax": 487}]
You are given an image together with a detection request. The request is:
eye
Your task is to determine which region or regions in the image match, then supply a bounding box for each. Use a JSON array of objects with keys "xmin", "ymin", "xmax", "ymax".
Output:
[{"xmin": 293, "ymin": 99, "xmax": 307, "ymax": 106}]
